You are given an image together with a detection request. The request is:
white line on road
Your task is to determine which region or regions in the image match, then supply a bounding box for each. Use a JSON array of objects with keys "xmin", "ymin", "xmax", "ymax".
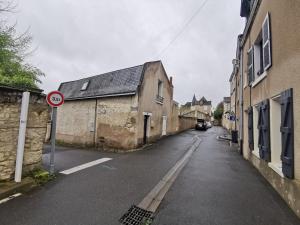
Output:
[
  {"xmin": 138, "ymin": 136, "xmax": 202, "ymax": 212},
  {"xmin": 60, "ymin": 158, "xmax": 112, "ymax": 175},
  {"xmin": 0, "ymin": 193, "xmax": 22, "ymax": 205}
]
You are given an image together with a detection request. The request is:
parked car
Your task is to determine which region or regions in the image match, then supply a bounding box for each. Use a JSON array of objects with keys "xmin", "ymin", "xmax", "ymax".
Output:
[
  {"xmin": 195, "ymin": 119, "xmax": 207, "ymax": 131},
  {"xmin": 206, "ymin": 121, "xmax": 212, "ymax": 128}
]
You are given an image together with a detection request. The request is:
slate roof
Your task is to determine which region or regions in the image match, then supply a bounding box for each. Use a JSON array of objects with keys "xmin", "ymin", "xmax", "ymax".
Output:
[
  {"xmin": 59, "ymin": 64, "xmax": 145, "ymax": 100},
  {"xmin": 188, "ymin": 96, "xmax": 212, "ymax": 106}
]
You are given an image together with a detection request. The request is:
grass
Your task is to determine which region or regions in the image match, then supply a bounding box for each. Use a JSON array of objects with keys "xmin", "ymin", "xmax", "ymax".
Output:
[{"xmin": 29, "ymin": 168, "xmax": 55, "ymax": 185}]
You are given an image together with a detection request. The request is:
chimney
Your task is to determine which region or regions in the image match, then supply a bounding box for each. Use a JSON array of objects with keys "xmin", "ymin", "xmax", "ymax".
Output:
[
  {"xmin": 169, "ymin": 76, "xmax": 173, "ymax": 86},
  {"xmin": 169, "ymin": 76, "xmax": 174, "ymax": 100}
]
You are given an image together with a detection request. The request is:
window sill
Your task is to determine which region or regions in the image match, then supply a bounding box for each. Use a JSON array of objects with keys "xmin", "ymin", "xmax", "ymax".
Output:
[
  {"xmin": 268, "ymin": 162, "xmax": 284, "ymax": 178},
  {"xmin": 251, "ymin": 71, "xmax": 267, "ymax": 88},
  {"xmin": 155, "ymin": 100, "xmax": 163, "ymax": 105},
  {"xmin": 252, "ymin": 150, "xmax": 260, "ymax": 159}
]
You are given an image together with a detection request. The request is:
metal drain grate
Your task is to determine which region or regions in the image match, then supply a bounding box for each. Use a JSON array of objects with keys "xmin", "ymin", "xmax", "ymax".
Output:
[{"xmin": 119, "ymin": 205, "xmax": 153, "ymax": 225}]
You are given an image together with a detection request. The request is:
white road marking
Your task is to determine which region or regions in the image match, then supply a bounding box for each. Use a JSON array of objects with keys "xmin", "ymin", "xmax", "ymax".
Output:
[
  {"xmin": 60, "ymin": 158, "xmax": 112, "ymax": 175},
  {"xmin": 0, "ymin": 193, "xmax": 22, "ymax": 205}
]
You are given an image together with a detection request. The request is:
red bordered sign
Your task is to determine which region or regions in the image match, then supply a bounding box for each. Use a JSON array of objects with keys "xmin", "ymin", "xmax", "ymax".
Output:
[{"xmin": 47, "ymin": 91, "xmax": 64, "ymax": 107}]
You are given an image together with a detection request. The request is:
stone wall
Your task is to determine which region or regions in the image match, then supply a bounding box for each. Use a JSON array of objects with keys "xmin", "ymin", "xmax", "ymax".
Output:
[
  {"xmin": 0, "ymin": 86, "xmax": 48, "ymax": 181},
  {"xmin": 178, "ymin": 116, "xmax": 196, "ymax": 132},
  {"xmin": 57, "ymin": 99, "xmax": 96, "ymax": 147},
  {"xmin": 96, "ymin": 95, "xmax": 139, "ymax": 151}
]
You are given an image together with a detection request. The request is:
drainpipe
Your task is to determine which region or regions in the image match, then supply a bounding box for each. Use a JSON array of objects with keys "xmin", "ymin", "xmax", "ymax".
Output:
[
  {"xmin": 15, "ymin": 92, "xmax": 30, "ymax": 183},
  {"xmin": 239, "ymin": 49, "xmax": 244, "ymax": 155},
  {"xmin": 94, "ymin": 98, "xmax": 98, "ymax": 147}
]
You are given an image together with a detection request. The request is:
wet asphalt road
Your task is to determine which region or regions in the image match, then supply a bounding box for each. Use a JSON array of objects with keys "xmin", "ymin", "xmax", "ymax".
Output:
[
  {"xmin": 153, "ymin": 127, "xmax": 300, "ymax": 225},
  {"xmin": 1, "ymin": 127, "xmax": 299, "ymax": 225},
  {"xmin": 0, "ymin": 129, "xmax": 199, "ymax": 225}
]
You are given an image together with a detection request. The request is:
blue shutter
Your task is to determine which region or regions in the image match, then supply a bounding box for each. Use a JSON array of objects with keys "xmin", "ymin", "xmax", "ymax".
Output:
[
  {"xmin": 248, "ymin": 106, "xmax": 254, "ymax": 150},
  {"xmin": 280, "ymin": 89, "xmax": 294, "ymax": 179},
  {"xmin": 258, "ymin": 100, "xmax": 271, "ymax": 161}
]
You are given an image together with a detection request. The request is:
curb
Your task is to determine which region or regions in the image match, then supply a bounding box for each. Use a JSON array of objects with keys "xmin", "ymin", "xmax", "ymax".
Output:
[
  {"xmin": 0, "ymin": 177, "xmax": 36, "ymax": 200},
  {"xmin": 138, "ymin": 135, "xmax": 202, "ymax": 213}
]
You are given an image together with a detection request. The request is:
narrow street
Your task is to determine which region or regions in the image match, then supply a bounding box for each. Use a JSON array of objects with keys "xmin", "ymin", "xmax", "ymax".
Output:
[
  {"xmin": 0, "ymin": 130, "xmax": 198, "ymax": 225},
  {"xmin": 154, "ymin": 127, "xmax": 300, "ymax": 225},
  {"xmin": 0, "ymin": 128, "xmax": 299, "ymax": 225}
]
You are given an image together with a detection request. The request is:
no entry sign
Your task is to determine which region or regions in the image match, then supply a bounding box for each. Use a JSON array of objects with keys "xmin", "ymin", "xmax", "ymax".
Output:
[{"xmin": 47, "ymin": 91, "xmax": 64, "ymax": 107}]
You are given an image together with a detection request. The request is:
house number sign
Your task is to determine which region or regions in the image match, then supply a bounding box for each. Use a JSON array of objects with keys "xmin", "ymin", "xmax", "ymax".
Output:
[{"xmin": 47, "ymin": 91, "xmax": 64, "ymax": 107}]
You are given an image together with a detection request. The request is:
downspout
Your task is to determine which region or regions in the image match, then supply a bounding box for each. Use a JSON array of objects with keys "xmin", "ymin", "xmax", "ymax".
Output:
[
  {"xmin": 239, "ymin": 49, "xmax": 244, "ymax": 155},
  {"xmin": 234, "ymin": 69, "xmax": 238, "ymax": 131},
  {"xmin": 94, "ymin": 98, "xmax": 98, "ymax": 148}
]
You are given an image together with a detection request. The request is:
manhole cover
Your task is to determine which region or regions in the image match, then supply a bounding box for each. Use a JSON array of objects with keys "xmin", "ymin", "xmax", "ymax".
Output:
[{"xmin": 119, "ymin": 205, "xmax": 154, "ymax": 225}]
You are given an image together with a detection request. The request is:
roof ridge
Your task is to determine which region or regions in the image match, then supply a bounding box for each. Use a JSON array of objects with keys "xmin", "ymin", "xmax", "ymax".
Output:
[{"xmin": 60, "ymin": 64, "xmax": 145, "ymax": 85}]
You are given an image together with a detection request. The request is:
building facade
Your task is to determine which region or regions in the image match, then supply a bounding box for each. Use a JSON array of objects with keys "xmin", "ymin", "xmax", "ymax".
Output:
[
  {"xmin": 231, "ymin": 0, "xmax": 300, "ymax": 217},
  {"xmin": 222, "ymin": 97, "xmax": 231, "ymax": 130},
  {"xmin": 56, "ymin": 61, "xmax": 180, "ymax": 151},
  {"xmin": 180, "ymin": 96, "xmax": 212, "ymax": 121}
]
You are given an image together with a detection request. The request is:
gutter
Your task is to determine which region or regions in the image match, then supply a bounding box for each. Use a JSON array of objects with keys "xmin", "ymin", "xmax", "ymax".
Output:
[
  {"xmin": 241, "ymin": 0, "xmax": 261, "ymax": 47},
  {"xmin": 63, "ymin": 91, "xmax": 137, "ymax": 101}
]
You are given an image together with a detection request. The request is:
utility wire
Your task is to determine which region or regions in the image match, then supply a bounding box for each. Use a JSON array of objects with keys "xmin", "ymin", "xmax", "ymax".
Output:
[{"xmin": 155, "ymin": 0, "xmax": 210, "ymax": 58}]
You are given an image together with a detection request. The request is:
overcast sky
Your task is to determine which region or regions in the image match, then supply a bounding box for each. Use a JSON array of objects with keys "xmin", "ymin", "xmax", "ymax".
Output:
[{"xmin": 6, "ymin": 0, "xmax": 244, "ymax": 106}]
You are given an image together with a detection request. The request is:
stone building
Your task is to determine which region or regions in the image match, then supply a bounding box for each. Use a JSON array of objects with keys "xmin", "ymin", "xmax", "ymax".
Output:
[
  {"xmin": 229, "ymin": 0, "xmax": 300, "ymax": 218},
  {"xmin": 56, "ymin": 61, "xmax": 180, "ymax": 151},
  {"xmin": 180, "ymin": 96, "xmax": 212, "ymax": 121},
  {"xmin": 0, "ymin": 85, "xmax": 49, "ymax": 181},
  {"xmin": 222, "ymin": 97, "xmax": 231, "ymax": 130}
]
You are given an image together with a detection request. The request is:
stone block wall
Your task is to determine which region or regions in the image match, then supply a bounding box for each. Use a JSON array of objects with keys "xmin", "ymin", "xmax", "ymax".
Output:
[
  {"xmin": 178, "ymin": 116, "xmax": 196, "ymax": 132},
  {"xmin": 0, "ymin": 86, "xmax": 48, "ymax": 181}
]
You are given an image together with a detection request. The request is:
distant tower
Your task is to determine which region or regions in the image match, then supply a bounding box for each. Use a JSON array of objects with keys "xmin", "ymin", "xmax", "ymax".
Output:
[{"xmin": 192, "ymin": 94, "xmax": 197, "ymax": 106}]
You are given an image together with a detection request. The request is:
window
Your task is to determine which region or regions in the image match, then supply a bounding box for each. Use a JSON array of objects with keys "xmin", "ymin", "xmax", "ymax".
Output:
[
  {"xmin": 204, "ymin": 106, "xmax": 208, "ymax": 111},
  {"xmin": 157, "ymin": 80, "xmax": 163, "ymax": 97},
  {"xmin": 247, "ymin": 13, "xmax": 272, "ymax": 86},
  {"xmin": 269, "ymin": 95, "xmax": 283, "ymax": 176},
  {"xmin": 156, "ymin": 80, "xmax": 164, "ymax": 103},
  {"xmin": 81, "ymin": 81, "xmax": 89, "ymax": 91},
  {"xmin": 254, "ymin": 32, "xmax": 264, "ymax": 77},
  {"xmin": 247, "ymin": 47, "xmax": 254, "ymax": 85}
]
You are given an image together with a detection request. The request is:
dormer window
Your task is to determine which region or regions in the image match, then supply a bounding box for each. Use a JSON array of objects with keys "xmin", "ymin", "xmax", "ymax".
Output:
[{"xmin": 81, "ymin": 81, "xmax": 89, "ymax": 91}]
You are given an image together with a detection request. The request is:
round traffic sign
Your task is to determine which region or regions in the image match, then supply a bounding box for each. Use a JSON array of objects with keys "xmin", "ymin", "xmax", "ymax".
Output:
[{"xmin": 47, "ymin": 91, "xmax": 64, "ymax": 107}]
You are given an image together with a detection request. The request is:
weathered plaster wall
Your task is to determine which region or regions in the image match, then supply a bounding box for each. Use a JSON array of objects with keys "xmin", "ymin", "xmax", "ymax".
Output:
[
  {"xmin": 168, "ymin": 102, "xmax": 179, "ymax": 134},
  {"xmin": 0, "ymin": 87, "xmax": 48, "ymax": 181},
  {"xmin": 57, "ymin": 99, "xmax": 96, "ymax": 147},
  {"xmin": 241, "ymin": 0, "xmax": 300, "ymax": 217},
  {"xmin": 136, "ymin": 62, "xmax": 175, "ymax": 145},
  {"xmin": 96, "ymin": 95, "xmax": 138, "ymax": 150},
  {"xmin": 178, "ymin": 116, "xmax": 196, "ymax": 132}
]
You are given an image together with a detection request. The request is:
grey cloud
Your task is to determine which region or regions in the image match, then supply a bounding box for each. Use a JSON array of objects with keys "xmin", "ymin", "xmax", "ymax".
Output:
[{"xmin": 6, "ymin": 0, "xmax": 244, "ymax": 106}]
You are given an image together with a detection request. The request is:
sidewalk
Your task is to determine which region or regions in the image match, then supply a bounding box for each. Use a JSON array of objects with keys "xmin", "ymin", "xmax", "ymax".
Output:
[{"xmin": 153, "ymin": 127, "xmax": 300, "ymax": 225}]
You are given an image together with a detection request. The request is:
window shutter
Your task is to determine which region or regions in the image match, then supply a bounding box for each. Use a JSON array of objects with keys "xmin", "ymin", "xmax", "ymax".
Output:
[
  {"xmin": 280, "ymin": 88, "xmax": 294, "ymax": 179},
  {"xmin": 262, "ymin": 13, "xmax": 272, "ymax": 70},
  {"xmin": 248, "ymin": 106, "xmax": 254, "ymax": 150},
  {"xmin": 247, "ymin": 47, "xmax": 254, "ymax": 85},
  {"xmin": 258, "ymin": 100, "xmax": 271, "ymax": 161}
]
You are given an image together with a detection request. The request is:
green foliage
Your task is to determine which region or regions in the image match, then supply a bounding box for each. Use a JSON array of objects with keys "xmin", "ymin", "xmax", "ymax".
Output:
[
  {"xmin": 0, "ymin": 21, "xmax": 44, "ymax": 89},
  {"xmin": 214, "ymin": 102, "xmax": 224, "ymax": 120},
  {"xmin": 30, "ymin": 168, "xmax": 55, "ymax": 185}
]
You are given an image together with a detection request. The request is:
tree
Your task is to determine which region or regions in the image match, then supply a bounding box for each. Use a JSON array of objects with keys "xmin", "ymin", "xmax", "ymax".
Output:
[
  {"xmin": 0, "ymin": 1, "xmax": 44, "ymax": 89},
  {"xmin": 213, "ymin": 102, "xmax": 224, "ymax": 120}
]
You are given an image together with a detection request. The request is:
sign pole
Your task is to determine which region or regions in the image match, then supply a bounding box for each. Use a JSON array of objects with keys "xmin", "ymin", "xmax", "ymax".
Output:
[
  {"xmin": 46, "ymin": 90, "xmax": 64, "ymax": 175},
  {"xmin": 50, "ymin": 107, "xmax": 57, "ymax": 175}
]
